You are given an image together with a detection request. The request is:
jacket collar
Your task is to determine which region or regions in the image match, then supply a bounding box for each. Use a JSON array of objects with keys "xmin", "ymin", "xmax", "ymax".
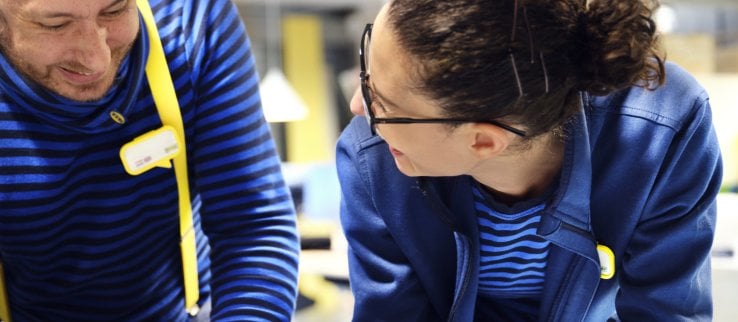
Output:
[
  {"xmin": 539, "ymin": 94, "xmax": 599, "ymax": 261},
  {"xmin": 546, "ymin": 93, "xmax": 594, "ymax": 233}
]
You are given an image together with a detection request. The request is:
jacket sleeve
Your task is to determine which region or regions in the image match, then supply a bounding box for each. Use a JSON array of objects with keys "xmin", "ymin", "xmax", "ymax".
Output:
[
  {"xmin": 186, "ymin": 0, "xmax": 299, "ymax": 320},
  {"xmin": 336, "ymin": 118, "xmax": 446, "ymax": 322},
  {"xmin": 615, "ymin": 93, "xmax": 722, "ymax": 320}
]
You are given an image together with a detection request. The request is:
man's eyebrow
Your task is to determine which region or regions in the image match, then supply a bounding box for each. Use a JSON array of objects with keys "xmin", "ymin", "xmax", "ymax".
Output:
[
  {"xmin": 35, "ymin": 10, "xmax": 76, "ymax": 19},
  {"xmin": 37, "ymin": 0, "xmax": 128, "ymax": 19},
  {"xmin": 105, "ymin": 0, "xmax": 129, "ymax": 11}
]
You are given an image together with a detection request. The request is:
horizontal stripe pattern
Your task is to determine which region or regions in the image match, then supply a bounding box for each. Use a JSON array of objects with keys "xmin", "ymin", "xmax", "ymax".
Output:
[
  {"xmin": 472, "ymin": 185, "xmax": 550, "ymax": 297},
  {"xmin": 0, "ymin": 0, "xmax": 299, "ymax": 321}
]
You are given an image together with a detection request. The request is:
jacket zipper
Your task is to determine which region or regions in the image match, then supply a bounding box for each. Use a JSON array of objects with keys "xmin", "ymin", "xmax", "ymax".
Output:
[
  {"xmin": 560, "ymin": 222, "xmax": 595, "ymax": 239},
  {"xmin": 545, "ymin": 222, "xmax": 600, "ymax": 321},
  {"xmin": 446, "ymin": 236, "xmax": 473, "ymax": 322},
  {"xmin": 416, "ymin": 179, "xmax": 474, "ymax": 322}
]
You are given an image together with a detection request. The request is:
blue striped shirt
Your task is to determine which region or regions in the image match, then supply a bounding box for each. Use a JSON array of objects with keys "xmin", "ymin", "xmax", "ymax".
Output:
[
  {"xmin": 0, "ymin": 0, "xmax": 299, "ymax": 321},
  {"xmin": 472, "ymin": 184, "xmax": 550, "ymax": 320}
]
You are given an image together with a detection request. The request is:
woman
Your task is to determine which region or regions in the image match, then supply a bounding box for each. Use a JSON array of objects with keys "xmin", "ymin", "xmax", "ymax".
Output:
[{"xmin": 336, "ymin": 0, "xmax": 722, "ymax": 321}]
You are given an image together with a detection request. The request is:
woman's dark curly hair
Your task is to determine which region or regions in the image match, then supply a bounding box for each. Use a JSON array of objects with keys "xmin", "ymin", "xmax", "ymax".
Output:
[{"xmin": 387, "ymin": 0, "xmax": 665, "ymax": 139}]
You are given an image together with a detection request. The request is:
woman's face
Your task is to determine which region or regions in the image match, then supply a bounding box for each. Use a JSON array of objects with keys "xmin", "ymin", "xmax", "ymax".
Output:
[
  {"xmin": 0, "ymin": 0, "xmax": 139, "ymax": 102},
  {"xmin": 349, "ymin": 4, "xmax": 485, "ymax": 177}
]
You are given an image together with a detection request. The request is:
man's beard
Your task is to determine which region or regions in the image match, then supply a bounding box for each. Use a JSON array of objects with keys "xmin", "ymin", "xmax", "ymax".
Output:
[{"xmin": 0, "ymin": 33, "xmax": 133, "ymax": 102}]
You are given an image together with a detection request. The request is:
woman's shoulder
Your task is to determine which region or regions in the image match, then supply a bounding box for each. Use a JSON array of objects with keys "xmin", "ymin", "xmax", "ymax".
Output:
[
  {"xmin": 337, "ymin": 116, "xmax": 388, "ymax": 158},
  {"xmin": 587, "ymin": 62, "xmax": 709, "ymax": 132}
]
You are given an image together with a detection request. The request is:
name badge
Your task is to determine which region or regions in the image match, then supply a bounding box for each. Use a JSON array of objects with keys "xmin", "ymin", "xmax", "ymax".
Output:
[{"xmin": 120, "ymin": 126, "xmax": 181, "ymax": 175}]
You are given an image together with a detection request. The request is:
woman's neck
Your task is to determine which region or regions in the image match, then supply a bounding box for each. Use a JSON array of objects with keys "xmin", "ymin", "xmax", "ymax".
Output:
[{"xmin": 470, "ymin": 132, "xmax": 565, "ymax": 204}]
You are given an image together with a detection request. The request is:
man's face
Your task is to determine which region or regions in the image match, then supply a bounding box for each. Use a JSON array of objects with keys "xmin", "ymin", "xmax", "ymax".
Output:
[{"xmin": 0, "ymin": 0, "xmax": 139, "ymax": 102}]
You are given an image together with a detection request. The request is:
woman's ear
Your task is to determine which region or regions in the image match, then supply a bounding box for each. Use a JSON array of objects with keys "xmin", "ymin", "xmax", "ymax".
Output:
[{"xmin": 467, "ymin": 123, "xmax": 513, "ymax": 159}]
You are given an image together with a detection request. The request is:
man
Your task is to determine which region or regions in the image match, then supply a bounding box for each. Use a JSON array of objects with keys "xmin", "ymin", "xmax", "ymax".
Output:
[{"xmin": 0, "ymin": 0, "xmax": 299, "ymax": 321}]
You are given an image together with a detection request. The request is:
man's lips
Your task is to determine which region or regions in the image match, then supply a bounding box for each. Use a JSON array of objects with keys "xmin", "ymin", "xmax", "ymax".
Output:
[{"xmin": 58, "ymin": 66, "xmax": 104, "ymax": 85}]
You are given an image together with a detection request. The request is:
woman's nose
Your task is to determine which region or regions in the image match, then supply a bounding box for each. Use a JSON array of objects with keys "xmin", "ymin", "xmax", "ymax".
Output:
[{"xmin": 349, "ymin": 86, "xmax": 365, "ymax": 116}]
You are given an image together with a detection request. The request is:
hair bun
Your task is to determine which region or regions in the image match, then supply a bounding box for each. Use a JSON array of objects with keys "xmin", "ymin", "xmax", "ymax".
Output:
[{"xmin": 571, "ymin": 0, "xmax": 664, "ymax": 95}]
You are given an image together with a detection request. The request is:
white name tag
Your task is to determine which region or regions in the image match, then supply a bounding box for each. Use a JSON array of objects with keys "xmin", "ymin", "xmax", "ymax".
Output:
[{"xmin": 120, "ymin": 126, "xmax": 181, "ymax": 175}]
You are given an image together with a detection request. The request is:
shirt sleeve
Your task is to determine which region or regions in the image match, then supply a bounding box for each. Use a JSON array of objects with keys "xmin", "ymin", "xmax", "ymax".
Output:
[
  {"xmin": 185, "ymin": 0, "xmax": 300, "ymax": 320},
  {"xmin": 336, "ymin": 118, "xmax": 447, "ymax": 322},
  {"xmin": 615, "ymin": 93, "xmax": 722, "ymax": 320}
]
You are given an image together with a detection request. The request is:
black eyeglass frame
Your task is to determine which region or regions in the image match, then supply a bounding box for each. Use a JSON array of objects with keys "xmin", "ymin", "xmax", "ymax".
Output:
[{"xmin": 358, "ymin": 23, "xmax": 528, "ymax": 137}]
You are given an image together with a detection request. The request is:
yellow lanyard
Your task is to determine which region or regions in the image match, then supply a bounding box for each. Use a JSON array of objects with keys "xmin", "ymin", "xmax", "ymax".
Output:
[
  {"xmin": 137, "ymin": 0, "xmax": 200, "ymax": 315},
  {"xmin": 0, "ymin": 263, "xmax": 8, "ymax": 322}
]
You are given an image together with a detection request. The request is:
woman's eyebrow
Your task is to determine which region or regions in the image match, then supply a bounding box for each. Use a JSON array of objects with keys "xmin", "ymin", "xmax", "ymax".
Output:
[{"xmin": 370, "ymin": 79, "xmax": 402, "ymax": 109}]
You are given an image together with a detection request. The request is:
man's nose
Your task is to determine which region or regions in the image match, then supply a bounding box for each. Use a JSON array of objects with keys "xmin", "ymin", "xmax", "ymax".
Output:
[{"xmin": 72, "ymin": 21, "xmax": 111, "ymax": 72}]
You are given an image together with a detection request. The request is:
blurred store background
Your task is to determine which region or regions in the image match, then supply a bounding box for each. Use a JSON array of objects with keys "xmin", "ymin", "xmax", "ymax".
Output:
[{"xmin": 231, "ymin": 0, "xmax": 738, "ymax": 321}]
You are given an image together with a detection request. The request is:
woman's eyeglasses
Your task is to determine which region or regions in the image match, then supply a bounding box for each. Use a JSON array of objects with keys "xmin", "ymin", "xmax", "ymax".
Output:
[{"xmin": 358, "ymin": 23, "xmax": 528, "ymax": 137}]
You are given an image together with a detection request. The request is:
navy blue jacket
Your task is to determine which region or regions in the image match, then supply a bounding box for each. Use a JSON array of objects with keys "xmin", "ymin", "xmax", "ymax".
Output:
[{"xmin": 336, "ymin": 63, "xmax": 722, "ymax": 321}]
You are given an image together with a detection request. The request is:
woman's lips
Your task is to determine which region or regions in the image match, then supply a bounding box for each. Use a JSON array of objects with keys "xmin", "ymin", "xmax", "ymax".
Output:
[{"xmin": 389, "ymin": 146, "xmax": 404, "ymax": 157}]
